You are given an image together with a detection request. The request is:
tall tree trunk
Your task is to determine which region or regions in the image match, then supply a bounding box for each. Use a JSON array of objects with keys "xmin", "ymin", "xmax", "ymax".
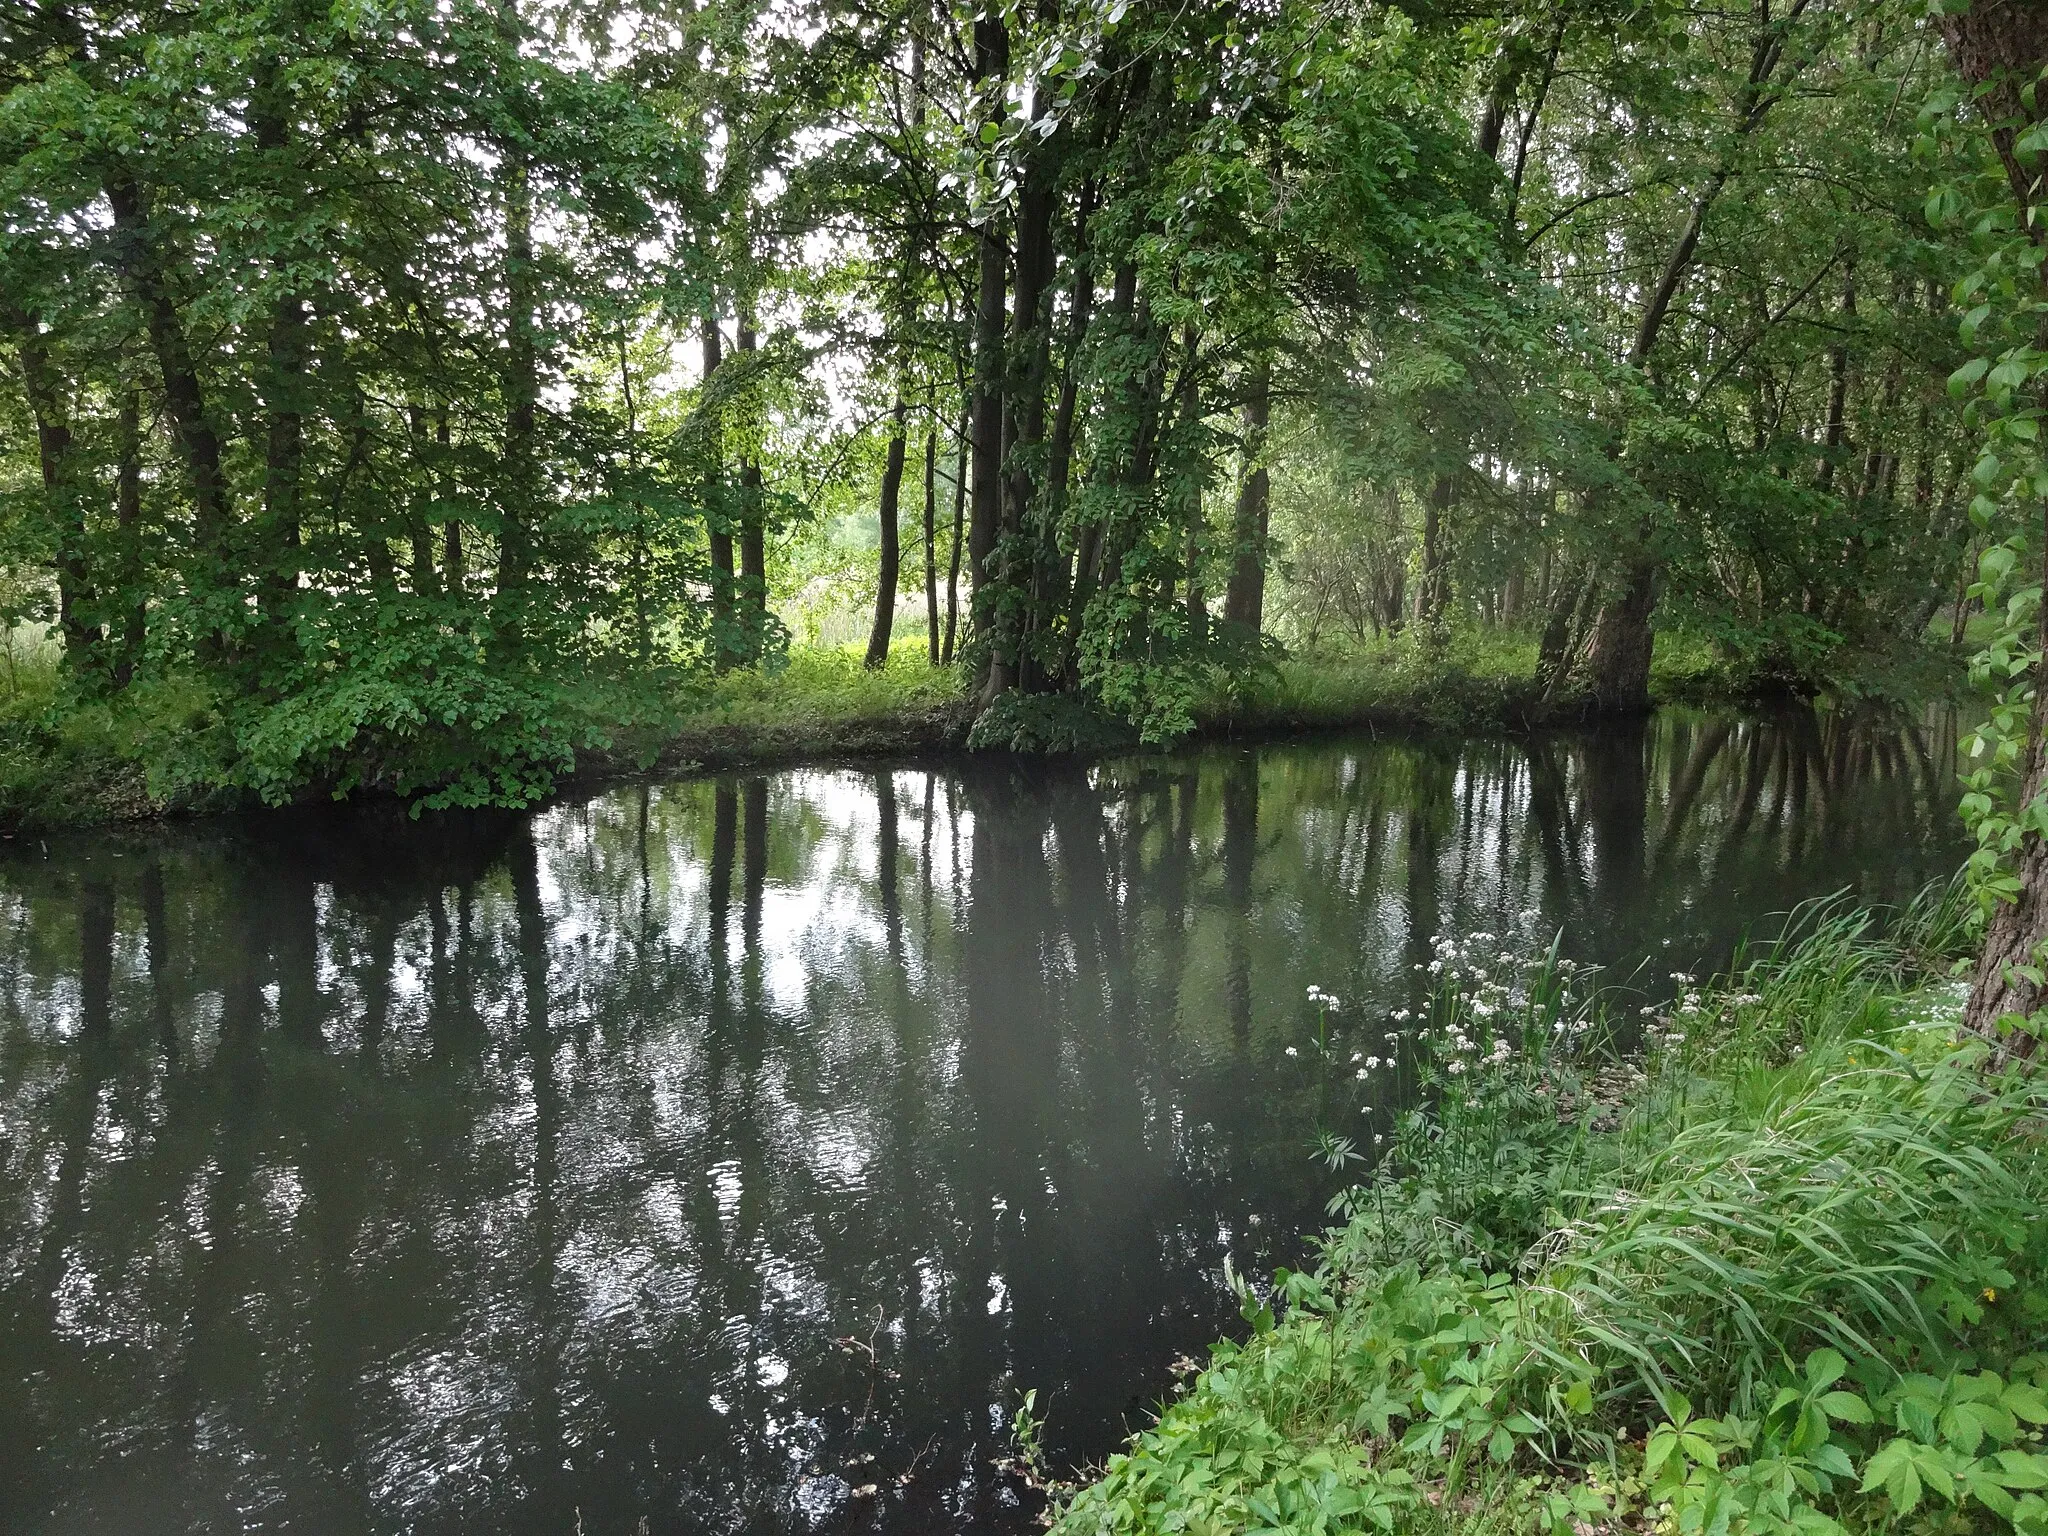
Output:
[
  {"xmin": 965, "ymin": 17, "xmax": 1010, "ymax": 622},
  {"xmin": 986, "ymin": 124, "xmax": 1057, "ymax": 703},
  {"xmin": 924, "ymin": 424, "xmax": 940, "ymax": 665},
  {"xmin": 702, "ymin": 313, "xmax": 738, "ymax": 669},
  {"xmin": 438, "ymin": 410, "xmax": 464, "ymax": 594},
  {"xmin": 104, "ymin": 170, "xmax": 233, "ymax": 622},
  {"xmin": 1061, "ymin": 262, "xmax": 1139, "ymax": 675},
  {"xmin": 1938, "ymin": 0, "xmax": 2048, "ymax": 1057},
  {"xmin": 943, "ymin": 409, "xmax": 966, "ymax": 665},
  {"xmin": 1815, "ymin": 264, "xmax": 1855, "ymax": 496},
  {"xmin": 500, "ymin": 138, "xmax": 538, "ymax": 615},
  {"xmin": 3, "ymin": 305, "xmax": 99, "ymax": 672},
  {"xmin": 252, "ymin": 57, "xmax": 308, "ymax": 632},
  {"xmin": 114, "ymin": 391, "xmax": 144, "ymax": 687},
  {"xmin": 737, "ymin": 312, "xmax": 767, "ymax": 659},
  {"xmin": 1222, "ymin": 356, "xmax": 1272, "ymax": 631},
  {"xmin": 867, "ymin": 394, "xmax": 908, "ymax": 668},
  {"xmin": 1418, "ymin": 472, "xmax": 1454, "ymax": 640},
  {"xmin": 406, "ymin": 406, "xmax": 440, "ymax": 598},
  {"xmin": 908, "ymin": 22, "xmax": 937, "ymax": 669}
]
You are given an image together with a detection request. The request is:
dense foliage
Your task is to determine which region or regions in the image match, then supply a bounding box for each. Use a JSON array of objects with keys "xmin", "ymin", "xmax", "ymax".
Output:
[{"xmin": 0, "ymin": 0, "xmax": 2020, "ymax": 806}]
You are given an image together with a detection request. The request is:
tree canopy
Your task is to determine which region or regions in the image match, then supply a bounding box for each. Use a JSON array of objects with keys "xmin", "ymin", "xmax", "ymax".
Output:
[{"xmin": 0, "ymin": 0, "xmax": 2024, "ymax": 806}]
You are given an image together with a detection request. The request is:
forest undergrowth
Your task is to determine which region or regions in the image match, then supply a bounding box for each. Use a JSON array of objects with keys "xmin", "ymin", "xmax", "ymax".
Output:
[{"xmin": 1049, "ymin": 888, "xmax": 2048, "ymax": 1536}]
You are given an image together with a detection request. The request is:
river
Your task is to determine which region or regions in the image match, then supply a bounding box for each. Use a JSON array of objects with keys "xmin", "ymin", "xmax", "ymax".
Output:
[{"xmin": 0, "ymin": 706, "xmax": 1964, "ymax": 1534}]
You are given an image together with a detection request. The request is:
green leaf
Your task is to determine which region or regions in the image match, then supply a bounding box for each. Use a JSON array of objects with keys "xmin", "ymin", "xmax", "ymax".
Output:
[
  {"xmin": 1951, "ymin": 356, "xmax": 1991, "ymax": 396},
  {"xmin": 1819, "ymin": 1392, "xmax": 1871, "ymax": 1424}
]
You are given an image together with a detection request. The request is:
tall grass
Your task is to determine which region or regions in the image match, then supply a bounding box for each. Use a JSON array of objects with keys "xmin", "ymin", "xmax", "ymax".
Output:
[{"xmin": 1051, "ymin": 892, "xmax": 2048, "ymax": 1536}]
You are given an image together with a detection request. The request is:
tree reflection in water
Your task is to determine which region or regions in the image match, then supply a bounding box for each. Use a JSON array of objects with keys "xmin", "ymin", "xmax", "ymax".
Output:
[{"xmin": 0, "ymin": 707, "xmax": 1963, "ymax": 1535}]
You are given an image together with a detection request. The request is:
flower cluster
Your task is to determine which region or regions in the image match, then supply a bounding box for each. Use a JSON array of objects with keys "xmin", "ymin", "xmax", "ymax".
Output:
[{"xmin": 1640, "ymin": 973, "xmax": 1766, "ymax": 1051}]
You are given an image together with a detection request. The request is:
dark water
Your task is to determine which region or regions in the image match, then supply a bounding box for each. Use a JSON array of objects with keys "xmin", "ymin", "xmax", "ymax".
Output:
[{"xmin": 0, "ymin": 708, "xmax": 1963, "ymax": 1535}]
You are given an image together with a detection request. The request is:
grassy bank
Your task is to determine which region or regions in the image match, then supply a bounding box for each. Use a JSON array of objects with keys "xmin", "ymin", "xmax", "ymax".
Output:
[
  {"xmin": 0, "ymin": 625, "xmax": 1961, "ymax": 831},
  {"xmin": 1048, "ymin": 893, "xmax": 2048, "ymax": 1536}
]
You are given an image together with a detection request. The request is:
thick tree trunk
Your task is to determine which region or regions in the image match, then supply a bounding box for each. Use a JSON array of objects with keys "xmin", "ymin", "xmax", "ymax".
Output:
[
  {"xmin": 1967, "ymin": 533, "xmax": 2048, "ymax": 1060},
  {"xmin": 985, "ymin": 130, "xmax": 1057, "ymax": 703},
  {"xmin": 1939, "ymin": 0, "xmax": 2048, "ymax": 1057},
  {"xmin": 1222, "ymin": 356, "xmax": 1272, "ymax": 631},
  {"xmin": 1583, "ymin": 561, "xmax": 1658, "ymax": 714},
  {"xmin": 866, "ymin": 394, "xmax": 907, "ymax": 668},
  {"xmin": 104, "ymin": 170, "xmax": 233, "ymax": 601}
]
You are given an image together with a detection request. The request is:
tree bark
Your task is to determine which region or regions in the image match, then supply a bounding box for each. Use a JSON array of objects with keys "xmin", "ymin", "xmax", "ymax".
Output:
[
  {"xmin": 252, "ymin": 57, "xmax": 308, "ymax": 630},
  {"xmin": 866, "ymin": 394, "xmax": 908, "ymax": 668},
  {"xmin": 4, "ymin": 305, "xmax": 99, "ymax": 670},
  {"xmin": 701, "ymin": 314, "xmax": 738, "ymax": 669},
  {"xmin": 1222, "ymin": 356, "xmax": 1272, "ymax": 631},
  {"xmin": 1417, "ymin": 472, "xmax": 1454, "ymax": 640},
  {"xmin": 1939, "ymin": 0, "xmax": 2048, "ymax": 1056},
  {"xmin": 406, "ymin": 406, "xmax": 440, "ymax": 598},
  {"xmin": 923, "ymin": 424, "xmax": 939, "ymax": 665},
  {"xmin": 104, "ymin": 170, "xmax": 233, "ymax": 602},
  {"xmin": 737, "ymin": 312, "xmax": 767, "ymax": 658},
  {"xmin": 1581, "ymin": 560, "xmax": 1658, "ymax": 714},
  {"xmin": 965, "ymin": 14, "xmax": 1010, "ymax": 619},
  {"xmin": 1815, "ymin": 264, "xmax": 1854, "ymax": 495},
  {"xmin": 114, "ymin": 391, "xmax": 144, "ymax": 686},
  {"xmin": 438, "ymin": 410, "xmax": 464, "ymax": 594},
  {"xmin": 984, "ymin": 116, "xmax": 1058, "ymax": 703},
  {"xmin": 943, "ymin": 408, "xmax": 967, "ymax": 664},
  {"xmin": 500, "ymin": 138, "xmax": 538, "ymax": 610}
]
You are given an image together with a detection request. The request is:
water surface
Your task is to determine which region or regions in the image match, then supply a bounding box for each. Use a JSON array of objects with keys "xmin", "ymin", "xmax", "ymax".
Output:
[{"xmin": 0, "ymin": 708, "xmax": 1963, "ymax": 1534}]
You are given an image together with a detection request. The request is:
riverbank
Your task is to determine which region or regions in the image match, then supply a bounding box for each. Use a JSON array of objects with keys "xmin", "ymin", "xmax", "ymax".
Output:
[
  {"xmin": 0, "ymin": 629, "xmax": 1962, "ymax": 832},
  {"xmin": 1046, "ymin": 892, "xmax": 2048, "ymax": 1536}
]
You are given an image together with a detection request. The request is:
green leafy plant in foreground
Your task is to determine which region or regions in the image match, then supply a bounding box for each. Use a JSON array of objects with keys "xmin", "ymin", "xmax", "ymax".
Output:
[{"xmin": 1052, "ymin": 898, "xmax": 2048, "ymax": 1536}]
